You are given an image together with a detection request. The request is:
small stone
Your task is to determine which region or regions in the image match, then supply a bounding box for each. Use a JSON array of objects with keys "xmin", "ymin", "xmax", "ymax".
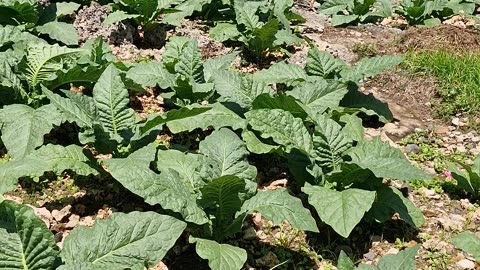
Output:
[
  {"xmin": 51, "ymin": 205, "xmax": 72, "ymax": 222},
  {"xmin": 363, "ymin": 252, "xmax": 375, "ymax": 261},
  {"xmin": 65, "ymin": 214, "xmax": 80, "ymax": 229},
  {"xmin": 472, "ymin": 136, "xmax": 480, "ymax": 143},
  {"xmin": 421, "ymin": 188, "xmax": 436, "ymax": 197},
  {"xmin": 405, "ymin": 144, "xmax": 420, "ymax": 154},
  {"xmin": 243, "ymin": 227, "xmax": 257, "ymax": 240},
  {"xmin": 385, "ymin": 248, "xmax": 399, "ymax": 255},
  {"xmin": 457, "ymin": 145, "xmax": 467, "ymax": 153},
  {"xmin": 32, "ymin": 207, "xmax": 52, "ymax": 228},
  {"xmin": 79, "ymin": 216, "xmax": 95, "ymax": 227},
  {"xmin": 456, "ymin": 259, "xmax": 475, "ymax": 269},
  {"xmin": 452, "ymin": 117, "xmax": 460, "ymax": 126}
]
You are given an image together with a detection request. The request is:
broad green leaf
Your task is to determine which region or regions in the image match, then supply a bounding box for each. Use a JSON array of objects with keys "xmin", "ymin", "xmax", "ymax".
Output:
[
  {"xmin": 274, "ymin": 29, "xmax": 303, "ymax": 46},
  {"xmin": 199, "ymin": 128, "xmax": 257, "ymax": 183},
  {"xmin": 0, "ymin": 25, "xmax": 40, "ymax": 48},
  {"xmin": 288, "ymin": 77, "xmax": 348, "ymax": 116},
  {"xmin": 126, "ymin": 61, "xmax": 175, "ymax": 89},
  {"xmin": 342, "ymin": 55, "xmax": 403, "ymax": 82},
  {"xmin": 162, "ymin": 0, "xmax": 206, "ymax": 27},
  {"xmin": 175, "ymin": 40, "xmax": 204, "ymax": 83},
  {"xmin": 138, "ymin": 107, "xmax": 211, "ymax": 136},
  {"xmin": 249, "ymin": 19, "xmax": 279, "ymax": 54},
  {"xmin": 166, "ymin": 103, "xmax": 246, "ymax": 133},
  {"xmin": 235, "ymin": 2, "xmax": 262, "ymax": 30},
  {"xmin": 200, "ymin": 176, "xmax": 247, "ymax": 240},
  {"xmin": 325, "ymin": 163, "xmax": 374, "ymax": 186},
  {"xmin": 303, "ymin": 184, "xmax": 375, "ymax": 237},
  {"xmin": 27, "ymin": 144, "xmax": 99, "ymax": 176},
  {"xmin": 212, "ymin": 71, "xmax": 274, "ymax": 109},
  {"xmin": 93, "ymin": 64, "xmax": 135, "ymax": 135},
  {"xmin": 377, "ymin": 245, "xmax": 420, "ymax": 270},
  {"xmin": 0, "ymin": 104, "xmax": 62, "ymax": 160},
  {"xmin": 312, "ymin": 115, "xmax": 352, "ymax": 170},
  {"xmin": 367, "ymin": 185, "xmax": 424, "ymax": 228},
  {"xmin": 245, "ymin": 109, "xmax": 313, "ymax": 154},
  {"xmin": 0, "ymin": 0, "xmax": 38, "ymax": 24},
  {"xmin": 55, "ymin": 2, "xmax": 81, "ymax": 17},
  {"xmin": 203, "ymin": 51, "xmax": 239, "ymax": 82},
  {"xmin": 252, "ymin": 93, "xmax": 308, "ymax": 120},
  {"xmin": 331, "ymin": 14, "xmax": 359, "ymax": 26},
  {"xmin": 240, "ymin": 189, "xmax": 319, "ymax": 232},
  {"xmin": 42, "ymin": 87, "xmax": 94, "ymax": 128},
  {"xmin": 189, "ymin": 237, "xmax": 247, "ymax": 270},
  {"xmin": 348, "ymin": 138, "xmax": 430, "ymax": 181},
  {"xmin": 0, "ymin": 201, "xmax": 58, "ymax": 270},
  {"xmin": 253, "ymin": 61, "xmax": 307, "ymax": 86},
  {"xmin": 103, "ymin": 10, "xmax": 141, "ymax": 26},
  {"xmin": 21, "ymin": 43, "xmax": 81, "ymax": 89},
  {"xmin": 163, "ymin": 36, "xmax": 190, "ymax": 69},
  {"xmin": 339, "ymin": 114, "xmax": 364, "ymax": 142},
  {"xmin": 156, "ymin": 149, "xmax": 203, "ymax": 189},
  {"xmin": 62, "ymin": 211, "xmax": 186, "ymax": 269},
  {"xmin": 305, "ymin": 46, "xmax": 345, "ymax": 77},
  {"xmin": 36, "ymin": 22, "xmax": 78, "ymax": 45},
  {"xmin": 337, "ymin": 250, "xmax": 355, "ymax": 270},
  {"xmin": 241, "ymin": 130, "xmax": 279, "ymax": 154},
  {"xmin": 104, "ymin": 146, "xmax": 208, "ymax": 224},
  {"xmin": 340, "ymin": 89, "xmax": 393, "ymax": 123},
  {"xmin": 209, "ymin": 23, "xmax": 241, "ymax": 43},
  {"xmin": 0, "ymin": 55, "xmax": 27, "ymax": 104},
  {"xmin": 451, "ymin": 231, "xmax": 480, "ymax": 261},
  {"xmin": 0, "ymin": 159, "xmax": 50, "ymax": 194}
]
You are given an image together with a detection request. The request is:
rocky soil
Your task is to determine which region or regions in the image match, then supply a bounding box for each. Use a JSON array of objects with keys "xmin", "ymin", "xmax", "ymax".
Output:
[{"xmin": 6, "ymin": 1, "xmax": 480, "ymax": 269}]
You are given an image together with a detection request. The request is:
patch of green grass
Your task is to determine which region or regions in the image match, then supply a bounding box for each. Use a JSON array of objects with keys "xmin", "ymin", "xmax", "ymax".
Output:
[
  {"xmin": 353, "ymin": 43, "xmax": 378, "ymax": 58},
  {"xmin": 404, "ymin": 50, "xmax": 480, "ymax": 119}
]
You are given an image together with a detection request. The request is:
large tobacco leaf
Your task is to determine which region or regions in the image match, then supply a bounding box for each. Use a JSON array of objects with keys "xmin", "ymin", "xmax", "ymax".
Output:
[
  {"xmin": 0, "ymin": 201, "xmax": 59, "ymax": 270},
  {"xmin": 341, "ymin": 55, "xmax": 403, "ymax": 82},
  {"xmin": 199, "ymin": 176, "xmax": 247, "ymax": 240},
  {"xmin": 104, "ymin": 146, "xmax": 208, "ymax": 225},
  {"xmin": 312, "ymin": 115, "xmax": 352, "ymax": 170},
  {"xmin": 61, "ymin": 211, "xmax": 186, "ymax": 269},
  {"xmin": 42, "ymin": 87, "xmax": 95, "ymax": 128},
  {"xmin": 251, "ymin": 94, "xmax": 308, "ymax": 120},
  {"xmin": 245, "ymin": 109, "xmax": 313, "ymax": 155},
  {"xmin": 305, "ymin": 46, "xmax": 345, "ymax": 78},
  {"xmin": 36, "ymin": 22, "xmax": 78, "ymax": 46},
  {"xmin": 156, "ymin": 149, "xmax": 203, "ymax": 189},
  {"xmin": 348, "ymin": 138, "xmax": 430, "ymax": 181},
  {"xmin": 367, "ymin": 185, "xmax": 424, "ymax": 228},
  {"xmin": 253, "ymin": 61, "xmax": 307, "ymax": 86},
  {"xmin": 199, "ymin": 128, "xmax": 257, "ymax": 185},
  {"xmin": 288, "ymin": 77, "xmax": 348, "ymax": 117},
  {"xmin": 240, "ymin": 189, "xmax": 318, "ymax": 232},
  {"xmin": 126, "ymin": 61, "xmax": 175, "ymax": 89},
  {"xmin": 451, "ymin": 231, "xmax": 480, "ymax": 261},
  {"xmin": 189, "ymin": 237, "xmax": 247, "ymax": 270},
  {"xmin": 92, "ymin": 64, "xmax": 135, "ymax": 135},
  {"xmin": 165, "ymin": 103, "xmax": 246, "ymax": 133},
  {"xmin": 211, "ymin": 70, "xmax": 273, "ymax": 109},
  {"xmin": 303, "ymin": 184, "xmax": 376, "ymax": 238},
  {"xmin": 0, "ymin": 104, "xmax": 62, "ymax": 160},
  {"xmin": 20, "ymin": 43, "xmax": 81, "ymax": 89}
]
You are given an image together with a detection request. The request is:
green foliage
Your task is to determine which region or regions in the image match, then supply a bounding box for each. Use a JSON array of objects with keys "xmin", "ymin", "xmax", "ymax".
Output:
[
  {"xmin": 404, "ymin": 51, "xmax": 480, "ymax": 118},
  {"xmin": 337, "ymin": 245, "xmax": 420, "ymax": 269},
  {"xmin": 449, "ymin": 155, "xmax": 480, "ymax": 197},
  {"xmin": 396, "ymin": 0, "xmax": 478, "ymax": 26},
  {"xmin": 451, "ymin": 231, "xmax": 480, "ymax": 261},
  {"xmin": 0, "ymin": 200, "xmax": 186, "ymax": 270},
  {"xmin": 209, "ymin": 0, "xmax": 303, "ymax": 58},
  {"xmin": 318, "ymin": 0, "xmax": 393, "ymax": 26}
]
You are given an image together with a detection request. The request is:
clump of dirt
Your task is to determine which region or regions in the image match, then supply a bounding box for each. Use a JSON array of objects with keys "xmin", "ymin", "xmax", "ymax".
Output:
[
  {"xmin": 399, "ymin": 25, "xmax": 480, "ymax": 53},
  {"xmin": 129, "ymin": 88, "xmax": 164, "ymax": 120},
  {"xmin": 365, "ymin": 69, "xmax": 438, "ymax": 124}
]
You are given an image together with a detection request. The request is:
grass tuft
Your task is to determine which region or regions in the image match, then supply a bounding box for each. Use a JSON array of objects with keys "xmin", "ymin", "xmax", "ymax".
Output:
[{"xmin": 404, "ymin": 50, "xmax": 480, "ymax": 119}]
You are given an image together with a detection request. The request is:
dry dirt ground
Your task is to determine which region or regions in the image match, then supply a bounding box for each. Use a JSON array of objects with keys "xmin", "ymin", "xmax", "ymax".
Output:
[{"xmin": 6, "ymin": 1, "xmax": 480, "ymax": 269}]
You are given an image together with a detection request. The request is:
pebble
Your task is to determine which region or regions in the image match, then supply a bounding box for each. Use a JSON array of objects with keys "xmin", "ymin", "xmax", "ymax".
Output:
[
  {"xmin": 456, "ymin": 259, "xmax": 475, "ymax": 270},
  {"xmin": 363, "ymin": 252, "xmax": 375, "ymax": 261},
  {"xmin": 452, "ymin": 117, "xmax": 460, "ymax": 126},
  {"xmin": 65, "ymin": 214, "xmax": 80, "ymax": 229},
  {"xmin": 32, "ymin": 207, "xmax": 52, "ymax": 228},
  {"xmin": 51, "ymin": 205, "xmax": 72, "ymax": 222},
  {"xmin": 405, "ymin": 144, "xmax": 420, "ymax": 154}
]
